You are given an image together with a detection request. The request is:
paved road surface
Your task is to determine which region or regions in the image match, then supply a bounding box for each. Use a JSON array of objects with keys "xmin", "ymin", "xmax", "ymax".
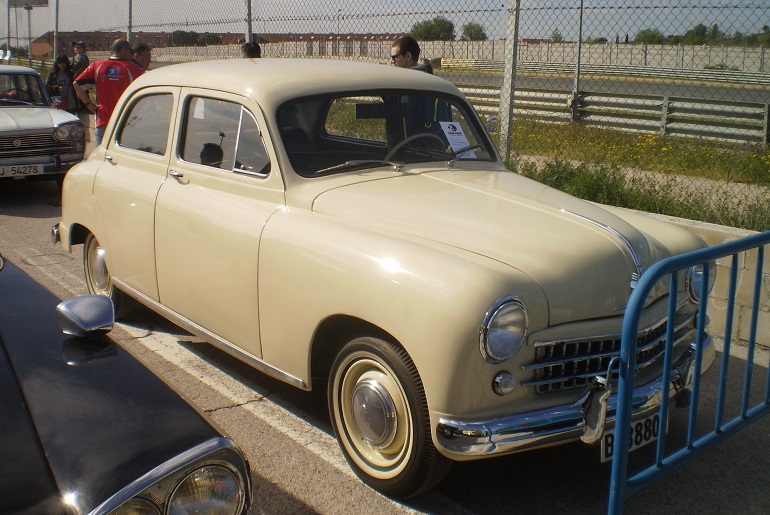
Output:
[{"xmin": 1, "ymin": 179, "xmax": 768, "ymax": 514}]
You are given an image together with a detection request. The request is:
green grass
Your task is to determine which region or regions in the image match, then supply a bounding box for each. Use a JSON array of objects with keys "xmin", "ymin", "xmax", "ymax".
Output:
[{"xmin": 507, "ymin": 119, "xmax": 770, "ymax": 185}]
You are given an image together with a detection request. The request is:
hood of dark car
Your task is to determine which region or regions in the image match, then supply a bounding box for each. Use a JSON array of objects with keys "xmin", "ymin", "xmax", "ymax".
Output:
[
  {"xmin": 0, "ymin": 339, "xmax": 61, "ymax": 513},
  {"xmin": 312, "ymin": 169, "xmax": 704, "ymax": 324},
  {"xmin": 0, "ymin": 260, "xmax": 221, "ymax": 514},
  {"xmin": 0, "ymin": 106, "xmax": 76, "ymax": 131}
]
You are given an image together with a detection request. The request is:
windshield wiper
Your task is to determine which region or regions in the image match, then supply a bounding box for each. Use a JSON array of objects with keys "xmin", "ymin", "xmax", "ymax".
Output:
[
  {"xmin": 0, "ymin": 97, "xmax": 34, "ymax": 105},
  {"xmin": 315, "ymin": 159, "xmax": 404, "ymax": 175},
  {"xmin": 447, "ymin": 144, "xmax": 482, "ymax": 166}
]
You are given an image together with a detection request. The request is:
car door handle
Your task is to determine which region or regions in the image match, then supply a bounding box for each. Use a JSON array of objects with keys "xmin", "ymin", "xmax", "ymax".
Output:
[
  {"xmin": 169, "ymin": 170, "xmax": 184, "ymax": 178},
  {"xmin": 105, "ymin": 154, "xmax": 115, "ymax": 164}
]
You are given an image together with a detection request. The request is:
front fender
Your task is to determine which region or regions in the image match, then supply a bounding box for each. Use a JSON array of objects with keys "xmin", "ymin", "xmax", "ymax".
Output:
[{"xmin": 258, "ymin": 209, "xmax": 549, "ymax": 416}]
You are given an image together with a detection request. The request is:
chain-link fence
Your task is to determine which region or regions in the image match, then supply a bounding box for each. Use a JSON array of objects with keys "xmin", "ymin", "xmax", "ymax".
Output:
[{"xmin": 5, "ymin": 1, "xmax": 770, "ymax": 229}]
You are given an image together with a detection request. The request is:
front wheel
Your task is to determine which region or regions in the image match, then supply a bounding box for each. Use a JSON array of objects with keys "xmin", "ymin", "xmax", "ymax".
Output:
[
  {"xmin": 328, "ymin": 336, "xmax": 451, "ymax": 498},
  {"xmin": 83, "ymin": 233, "xmax": 133, "ymax": 318}
]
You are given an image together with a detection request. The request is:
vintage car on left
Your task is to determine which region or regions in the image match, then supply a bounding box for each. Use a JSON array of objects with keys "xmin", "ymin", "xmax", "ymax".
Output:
[
  {"xmin": 0, "ymin": 255, "xmax": 251, "ymax": 514},
  {"xmin": 55, "ymin": 59, "xmax": 714, "ymax": 499},
  {"xmin": 0, "ymin": 65, "xmax": 85, "ymax": 186}
]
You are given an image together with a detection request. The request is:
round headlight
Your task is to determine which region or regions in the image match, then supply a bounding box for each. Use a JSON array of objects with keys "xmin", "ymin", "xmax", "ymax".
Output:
[
  {"xmin": 54, "ymin": 125, "xmax": 71, "ymax": 140},
  {"xmin": 68, "ymin": 124, "xmax": 85, "ymax": 140},
  {"xmin": 480, "ymin": 297, "xmax": 528, "ymax": 363},
  {"xmin": 686, "ymin": 261, "xmax": 716, "ymax": 303},
  {"xmin": 169, "ymin": 466, "xmax": 243, "ymax": 515}
]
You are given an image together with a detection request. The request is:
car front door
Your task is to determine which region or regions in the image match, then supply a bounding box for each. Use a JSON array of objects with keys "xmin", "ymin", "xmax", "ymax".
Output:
[
  {"xmin": 154, "ymin": 89, "xmax": 283, "ymax": 358},
  {"xmin": 92, "ymin": 87, "xmax": 179, "ymax": 301}
]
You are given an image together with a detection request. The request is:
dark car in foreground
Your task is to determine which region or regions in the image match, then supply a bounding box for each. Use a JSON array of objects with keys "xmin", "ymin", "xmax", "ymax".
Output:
[
  {"xmin": 0, "ymin": 66, "xmax": 85, "ymax": 185},
  {"xmin": 0, "ymin": 255, "xmax": 251, "ymax": 514}
]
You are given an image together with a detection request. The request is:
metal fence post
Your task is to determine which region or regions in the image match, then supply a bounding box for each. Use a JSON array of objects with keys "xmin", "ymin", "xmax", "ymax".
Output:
[
  {"xmin": 572, "ymin": 0, "xmax": 585, "ymax": 122},
  {"xmin": 498, "ymin": 0, "xmax": 521, "ymax": 163}
]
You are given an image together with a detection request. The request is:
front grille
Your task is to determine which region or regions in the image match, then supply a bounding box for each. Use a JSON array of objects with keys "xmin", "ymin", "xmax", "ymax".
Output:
[
  {"xmin": 523, "ymin": 312, "xmax": 696, "ymax": 394},
  {"xmin": 0, "ymin": 132, "xmax": 77, "ymax": 159}
]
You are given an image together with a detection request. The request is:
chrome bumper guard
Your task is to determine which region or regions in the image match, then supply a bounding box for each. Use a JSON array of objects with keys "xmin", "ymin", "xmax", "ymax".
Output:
[
  {"xmin": 51, "ymin": 223, "xmax": 60, "ymax": 244},
  {"xmin": 436, "ymin": 335, "xmax": 712, "ymax": 457}
]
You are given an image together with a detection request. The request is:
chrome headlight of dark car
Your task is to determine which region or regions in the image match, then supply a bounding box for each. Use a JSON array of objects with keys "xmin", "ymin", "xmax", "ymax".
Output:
[
  {"xmin": 103, "ymin": 438, "xmax": 250, "ymax": 515},
  {"xmin": 480, "ymin": 297, "xmax": 528, "ymax": 364},
  {"xmin": 53, "ymin": 121, "xmax": 85, "ymax": 141},
  {"xmin": 686, "ymin": 261, "xmax": 716, "ymax": 303}
]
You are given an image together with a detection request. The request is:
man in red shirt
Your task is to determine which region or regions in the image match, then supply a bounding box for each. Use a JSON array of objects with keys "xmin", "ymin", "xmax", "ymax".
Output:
[{"xmin": 73, "ymin": 39, "xmax": 144, "ymax": 145}]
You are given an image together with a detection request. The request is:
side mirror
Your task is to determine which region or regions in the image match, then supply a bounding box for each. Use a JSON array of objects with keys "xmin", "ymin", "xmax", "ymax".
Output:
[{"xmin": 56, "ymin": 295, "xmax": 115, "ymax": 338}]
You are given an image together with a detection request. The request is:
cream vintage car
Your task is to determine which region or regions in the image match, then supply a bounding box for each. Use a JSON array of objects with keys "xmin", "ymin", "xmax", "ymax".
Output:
[{"xmin": 54, "ymin": 59, "xmax": 714, "ymax": 498}]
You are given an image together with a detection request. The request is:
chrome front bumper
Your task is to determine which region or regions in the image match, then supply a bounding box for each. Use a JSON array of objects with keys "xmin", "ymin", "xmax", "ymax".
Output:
[{"xmin": 436, "ymin": 336, "xmax": 713, "ymax": 458}]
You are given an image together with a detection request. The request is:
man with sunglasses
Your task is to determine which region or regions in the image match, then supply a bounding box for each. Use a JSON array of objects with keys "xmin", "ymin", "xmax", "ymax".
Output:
[{"xmin": 390, "ymin": 35, "xmax": 433, "ymax": 73}]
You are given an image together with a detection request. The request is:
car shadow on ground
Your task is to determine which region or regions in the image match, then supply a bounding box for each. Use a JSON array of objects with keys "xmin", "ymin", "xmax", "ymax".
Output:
[
  {"xmin": 117, "ymin": 303, "xmax": 770, "ymax": 514},
  {"xmin": 0, "ymin": 179, "xmax": 62, "ymax": 215}
]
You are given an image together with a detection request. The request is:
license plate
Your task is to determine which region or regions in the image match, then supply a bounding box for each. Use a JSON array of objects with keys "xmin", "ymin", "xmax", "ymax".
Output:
[
  {"xmin": 600, "ymin": 412, "xmax": 663, "ymax": 463},
  {"xmin": 0, "ymin": 164, "xmax": 42, "ymax": 177}
]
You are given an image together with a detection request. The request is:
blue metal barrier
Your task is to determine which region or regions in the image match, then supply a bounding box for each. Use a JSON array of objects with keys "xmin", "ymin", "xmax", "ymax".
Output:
[{"xmin": 608, "ymin": 230, "xmax": 770, "ymax": 514}]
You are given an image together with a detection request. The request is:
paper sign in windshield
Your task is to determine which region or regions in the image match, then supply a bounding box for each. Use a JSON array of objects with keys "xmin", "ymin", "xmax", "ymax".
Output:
[{"xmin": 439, "ymin": 122, "xmax": 476, "ymax": 159}]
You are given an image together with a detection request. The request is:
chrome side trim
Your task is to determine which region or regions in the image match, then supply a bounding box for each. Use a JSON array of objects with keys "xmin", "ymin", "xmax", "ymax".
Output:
[
  {"xmin": 435, "ymin": 335, "xmax": 713, "ymax": 458},
  {"xmin": 112, "ymin": 279, "xmax": 306, "ymax": 389},
  {"xmin": 563, "ymin": 209, "xmax": 643, "ymax": 289}
]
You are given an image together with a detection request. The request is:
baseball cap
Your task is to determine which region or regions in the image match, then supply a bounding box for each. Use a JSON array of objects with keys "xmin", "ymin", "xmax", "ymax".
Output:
[{"xmin": 72, "ymin": 41, "xmax": 86, "ymax": 49}]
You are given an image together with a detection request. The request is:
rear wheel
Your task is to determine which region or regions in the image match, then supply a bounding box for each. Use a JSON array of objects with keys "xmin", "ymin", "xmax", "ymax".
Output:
[
  {"xmin": 83, "ymin": 233, "xmax": 133, "ymax": 318},
  {"xmin": 328, "ymin": 336, "xmax": 451, "ymax": 498}
]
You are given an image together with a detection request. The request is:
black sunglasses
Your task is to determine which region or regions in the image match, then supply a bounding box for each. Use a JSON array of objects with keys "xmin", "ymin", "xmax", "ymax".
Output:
[{"xmin": 390, "ymin": 53, "xmax": 404, "ymax": 60}]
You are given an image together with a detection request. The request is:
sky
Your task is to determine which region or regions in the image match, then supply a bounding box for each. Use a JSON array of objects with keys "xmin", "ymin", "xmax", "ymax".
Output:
[{"xmin": 4, "ymin": 1, "xmax": 769, "ymax": 47}]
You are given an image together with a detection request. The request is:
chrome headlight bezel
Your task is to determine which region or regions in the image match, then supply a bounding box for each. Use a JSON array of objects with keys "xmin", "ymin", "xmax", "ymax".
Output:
[
  {"xmin": 480, "ymin": 296, "xmax": 528, "ymax": 364},
  {"xmin": 686, "ymin": 261, "xmax": 716, "ymax": 303},
  {"xmin": 95, "ymin": 437, "xmax": 250, "ymax": 515}
]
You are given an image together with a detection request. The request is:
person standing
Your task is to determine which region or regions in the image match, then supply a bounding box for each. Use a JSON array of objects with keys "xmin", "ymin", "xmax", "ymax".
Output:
[
  {"xmin": 45, "ymin": 55, "xmax": 77, "ymax": 114},
  {"xmin": 390, "ymin": 35, "xmax": 433, "ymax": 73},
  {"xmin": 71, "ymin": 41, "xmax": 90, "ymax": 111},
  {"xmin": 72, "ymin": 39, "xmax": 144, "ymax": 145},
  {"xmin": 132, "ymin": 42, "xmax": 153, "ymax": 71},
  {"xmin": 72, "ymin": 41, "xmax": 89, "ymax": 76}
]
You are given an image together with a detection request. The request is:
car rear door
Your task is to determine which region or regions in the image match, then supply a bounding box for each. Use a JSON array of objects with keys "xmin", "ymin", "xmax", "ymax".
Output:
[
  {"xmin": 154, "ymin": 89, "xmax": 284, "ymax": 358},
  {"xmin": 93, "ymin": 87, "xmax": 179, "ymax": 301}
]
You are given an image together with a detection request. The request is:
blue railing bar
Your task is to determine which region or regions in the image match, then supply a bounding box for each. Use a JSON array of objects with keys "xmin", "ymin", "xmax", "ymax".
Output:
[
  {"xmin": 654, "ymin": 274, "xmax": 678, "ymax": 466},
  {"xmin": 715, "ymin": 254, "xmax": 739, "ymax": 431},
  {"xmin": 608, "ymin": 230, "xmax": 770, "ymax": 515},
  {"xmin": 742, "ymin": 246, "xmax": 764, "ymax": 416},
  {"xmin": 686, "ymin": 261, "xmax": 710, "ymax": 447},
  {"xmin": 627, "ymin": 400, "xmax": 770, "ymax": 490}
]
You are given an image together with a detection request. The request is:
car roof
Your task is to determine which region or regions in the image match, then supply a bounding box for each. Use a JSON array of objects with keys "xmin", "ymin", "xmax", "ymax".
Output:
[
  {"xmin": 0, "ymin": 65, "xmax": 40, "ymax": 75},
  {"xmin": 130, "ymin": 58, "xmax": 464, "ymax": 106}
]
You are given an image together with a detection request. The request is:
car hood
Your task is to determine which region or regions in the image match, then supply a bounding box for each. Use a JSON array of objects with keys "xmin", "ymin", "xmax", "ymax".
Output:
[
  {"xmin": 312, "ymin": 169, "xmax": 695, "ymax": 325},
  {"xmin": 0, "ymin": 260, "xmax": 221, "ymax": 514},
  {"xmin": 0, "ymin": 106, "xmax": 77, "ymax": 131}
]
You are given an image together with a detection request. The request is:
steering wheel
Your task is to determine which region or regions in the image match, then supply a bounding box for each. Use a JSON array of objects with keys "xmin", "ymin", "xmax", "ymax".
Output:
[
  {"xmin": 385, "ymin": 133, "xmax": 447, "ymax": 161},
  {"xmin": 2, "ymin": 88, "xmax": 32, "ymax": 101}
]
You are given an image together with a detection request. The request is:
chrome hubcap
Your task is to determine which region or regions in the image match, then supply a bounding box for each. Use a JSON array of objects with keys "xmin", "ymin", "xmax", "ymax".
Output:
[
  {"xmin": 91, "ymin": 246, "xmax": 108, "ymax": 289},
  {"xmin": 351, "ymin": 378, "xmax": 397, "ymax": 448}
]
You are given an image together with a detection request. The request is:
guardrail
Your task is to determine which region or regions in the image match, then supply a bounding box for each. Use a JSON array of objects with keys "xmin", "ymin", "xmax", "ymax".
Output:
[
  {"xmin": 459, "ymin": 86, "xmax": 770, "ymax": 145},
  {"xmin": 442, "ymin": 59, "xmax": 770, "ymax": 86},
  {"xmin": 608, "ymin": 230, "xmax": 770, "ymax": 513}
]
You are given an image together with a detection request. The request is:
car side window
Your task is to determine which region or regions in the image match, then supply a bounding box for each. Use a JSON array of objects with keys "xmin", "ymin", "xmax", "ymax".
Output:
[
  {"xmin": 234, "ymin": 109, "xmax": 270, "ymax": 176},
  {"xmin": 181, "ymin": 97, "xmax": 240, "ymax": 170},
  {"xmin": 116, "ymin": 94, "xmax": 173, "ymax": 155}
]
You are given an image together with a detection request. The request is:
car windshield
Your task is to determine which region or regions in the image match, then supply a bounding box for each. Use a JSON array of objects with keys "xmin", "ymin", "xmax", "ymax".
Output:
[
  {"xmin": 0, "ymin": 72, "xmax": 48, "ymax": 106},
  {"xmin": 278, "ymin": 91, "xmax": 495, "ymax": 177}
]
